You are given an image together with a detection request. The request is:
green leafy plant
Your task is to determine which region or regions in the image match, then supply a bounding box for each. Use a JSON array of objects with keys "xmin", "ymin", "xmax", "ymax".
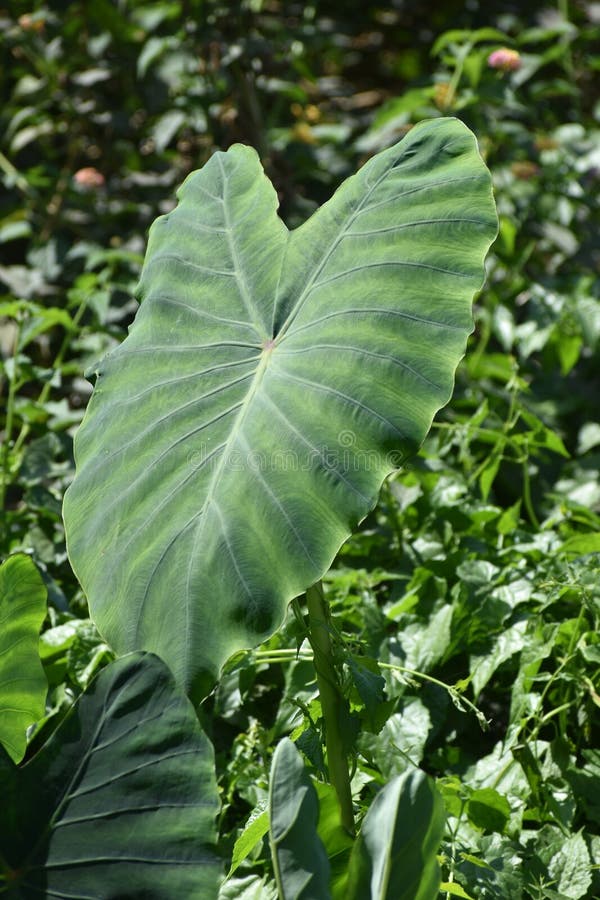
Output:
[
  {"xmin": 3, "ymin": 3, "xmax": 598, "ymax": 896},
  {"xmin": 60, "ymin": 117, "xmax": 496, "ymax": 884}
]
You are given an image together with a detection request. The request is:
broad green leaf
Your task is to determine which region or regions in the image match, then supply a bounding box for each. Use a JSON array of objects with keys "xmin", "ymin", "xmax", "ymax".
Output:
[
  {"xmin": 0, "ymin": 652, "xmax": 221, "ymax": 899},
  {"xmin": 369, "ymin": 698, "xmax": 432, "ymax": 778},
  {"xmin": 385, "ymin": 602, "xmax": 453, "ymax": 674},
  {"xmin": 63, "ymin": 117, "xmax": 497, "ymax": 700},
  {"xmin": 219, "ymin": 875, "xmax": 278, "ymax": 900},
  {"xmin": 345, "ymin": 769, "xmax": 445, "ymax": 900},
  {"xmin": 560, "ymin": 532, "xmax": 600, "ymax": 555},
  {"xmin": 470, "ymin": 619, "xmax": 528, "ymax": 697},
  {"xmin": 269, "ymin": 738, "xmax": 330, "ymax": 900},
  {"xmin": 0, "ymin": 554, "xmax": 47, "ymax": 763},
  {"xmin": 466, "ymin": 788, "xmax": 511, "ymax": 834},
  {"xmin": 547, "ymin": 833, "xmax": 592, "ymax": 900},
  {"xmin": 455, "ymin": 833, "xmax": 524, "ymax": 899}
]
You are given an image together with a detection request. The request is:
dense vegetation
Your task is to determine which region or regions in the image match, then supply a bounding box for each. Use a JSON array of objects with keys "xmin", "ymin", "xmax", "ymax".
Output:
[{"xmin": 1, "ymin": 2, "xmax": 599, "ymax": 898}]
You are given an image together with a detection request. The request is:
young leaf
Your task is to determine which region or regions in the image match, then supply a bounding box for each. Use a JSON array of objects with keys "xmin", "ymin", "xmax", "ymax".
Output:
[
  {"xmin": 63, "ymin": 117, "xmax": 498, "ymax": 701},
  {"xmin": 0, "ymin": 652, "xmax": 221, "ymax": 899},
  {"xmin": 439, "ymin": 883, "xmax": 475, "ymax": 899},
  {"xmin": 219, "ymin": 874, "xmax": 278, "ymax": 900},
  {"xmin": 229, "ymin": 802, "xmax": 269, "ymax": 877},
  {"xmin": 560, "ymin": 532, "xmax": 600, "ymax": 555},
  {"xmin": 371, "ymin": 699, "xmax": 432, "ymax": 778},
  {"xmin": 345, "ymin": 769, "xmax": 445, "ymax": 900},
  {"xmin": 466, "ymin": 787, "xmax": 511, "ymax": 834},
  {"xmin": 269, "ymin": 738, "xmax": 331, "ymax": 900},
  {"xmin": 547, "ymin": 832, "xmax": 592, "ymax": 900},
  {"xmin": 0, "ymin": 553, "xmax": 47, "ymax": 763}
]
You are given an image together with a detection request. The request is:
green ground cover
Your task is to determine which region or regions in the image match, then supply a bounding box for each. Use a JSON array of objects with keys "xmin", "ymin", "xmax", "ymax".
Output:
[{"xmin": 1, "ymin": 2, "xmax": 599, "ymax": 897}]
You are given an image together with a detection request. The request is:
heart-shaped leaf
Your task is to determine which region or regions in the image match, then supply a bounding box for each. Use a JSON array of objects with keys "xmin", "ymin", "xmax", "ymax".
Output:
[
  {"xmin": 0, "ymin": 652, "xmax": 221, "ymax": 898},
  {"xmin": 63, "ymin": 117, "xmax": 497, "ymax": 700},
  {"xmin": 0, "ymin": 553, "xmax": 47, "ymax": 763}
]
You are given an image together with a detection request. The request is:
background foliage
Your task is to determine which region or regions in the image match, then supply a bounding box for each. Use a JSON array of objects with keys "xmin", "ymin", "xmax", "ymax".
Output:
[{"xmin": 1, "ymin": 1, "xmax": 599, "ymax": 898}]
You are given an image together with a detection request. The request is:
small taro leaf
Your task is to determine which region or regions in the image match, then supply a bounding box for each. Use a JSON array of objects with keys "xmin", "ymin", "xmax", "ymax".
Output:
[
  {"xmin": 346, "ymin": 769, "xmax": 445, "ymax": 900},
  {"xmin": 466, "ymin": 788, "xmax": 511, "ymax": 834},
  {"xmin": 269, "ymin": 738, "xmax": 331, "ymax": 900},
  {"xmin": 0, "ymin": 553, "xmax": 47, "ymax": 763},
  {"xmin": 63, "ymin": 118, "xmax": 497, "ymax": 701},
  {"xmin": 0, "ymin": 652, "xmax": 221, "ymax": 899}
]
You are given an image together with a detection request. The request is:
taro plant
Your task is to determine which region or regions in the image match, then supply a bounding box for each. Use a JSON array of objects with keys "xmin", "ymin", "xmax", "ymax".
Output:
[{"xmin": 2, "ymin": 116, "xmax": 497, "ymax": 897}]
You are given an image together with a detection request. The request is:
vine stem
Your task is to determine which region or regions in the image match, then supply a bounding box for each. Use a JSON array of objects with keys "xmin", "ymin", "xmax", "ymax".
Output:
[
  {"xmin": 378, "ymin": 662, "xmax": 490, "ymax": 730},
  {"xmin": 305, "ymin": 581, "xmax": 355, "ymax": 835}
]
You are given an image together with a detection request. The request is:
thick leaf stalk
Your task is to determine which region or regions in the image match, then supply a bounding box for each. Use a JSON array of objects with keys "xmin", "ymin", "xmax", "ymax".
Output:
[{"xmin": 306, "ymin": 581, "xmax": 355, "ymax": 836}]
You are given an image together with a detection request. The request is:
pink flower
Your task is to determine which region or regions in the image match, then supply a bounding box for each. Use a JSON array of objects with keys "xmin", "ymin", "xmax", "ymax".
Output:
[
  {"xmin": 487, "ymin": 48, "xmax": 521, "ymax": 73},
  {"xmin": 73, "ymin": 167, "xmax": 105, "ymax": 189},
  {"xmin": 18, "ymin": 13, "xmax": 45, "ymax": 32}
]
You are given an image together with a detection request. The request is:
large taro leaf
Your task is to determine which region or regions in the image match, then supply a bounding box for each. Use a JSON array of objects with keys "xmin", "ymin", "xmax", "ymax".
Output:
[
  {"xmin": 0, "ymin": 554, "xmax": 47, "ymax": 763},
  {"xmin": 63, "ymin": 117, "xmax": 497, "ymax": 701},
  {"xmin": 0, "ymin": 652, "xmax": 220, "ymax": 898}
]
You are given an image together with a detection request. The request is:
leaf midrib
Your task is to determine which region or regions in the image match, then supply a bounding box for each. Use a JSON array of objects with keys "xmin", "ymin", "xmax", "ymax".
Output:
[
  {"xmin": 194, "ymin": 348, "xmax": 272, "ymax": 529},
  {"xmin": 217, "ymin": 154, "xmax": 267, "ymax": 338}
]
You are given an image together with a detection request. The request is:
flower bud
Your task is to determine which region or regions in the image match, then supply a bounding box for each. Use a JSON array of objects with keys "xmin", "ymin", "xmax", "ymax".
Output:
[
  {"xmin": 73, "ymin": 167, "xmax": 105, "ymax": 189},
  {"xmin": 487, "ymin": 48, "xmax": 521, "ymax": 72}
]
